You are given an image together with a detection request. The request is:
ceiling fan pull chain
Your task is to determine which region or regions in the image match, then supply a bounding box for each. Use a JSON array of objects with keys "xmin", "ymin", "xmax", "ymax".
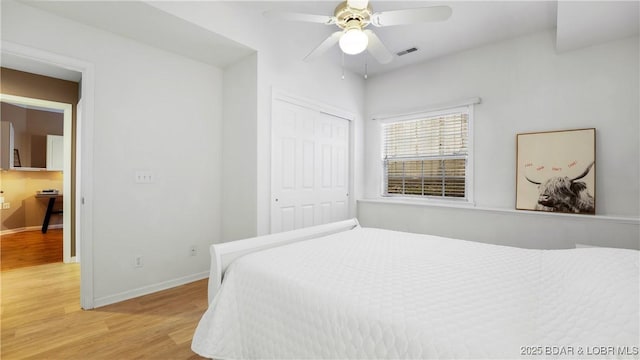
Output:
[
  {"xmin": 341, "ymin": 52, "xmax": 345, "ymax": 80},
  {"xmin": 364, "ymin": 55, "xmax": 368, "ymax": 79}
]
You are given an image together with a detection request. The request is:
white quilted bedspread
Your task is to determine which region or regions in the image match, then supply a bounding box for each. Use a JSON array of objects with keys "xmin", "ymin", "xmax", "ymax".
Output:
[{"xmin": 192, "ymin": 227, "xmax": 639, "ymax": 359}]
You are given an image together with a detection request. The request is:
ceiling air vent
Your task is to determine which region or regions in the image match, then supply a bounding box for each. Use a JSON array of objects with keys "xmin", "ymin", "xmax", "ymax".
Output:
[{"xmin": 396, "ymin": 47, "xmax": 418, "ymax": 56}]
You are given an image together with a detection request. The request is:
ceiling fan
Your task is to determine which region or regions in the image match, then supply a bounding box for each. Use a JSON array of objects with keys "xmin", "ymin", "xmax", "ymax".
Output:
[{"xmin": 264, "ymin": 0, "xmax": 452, "ymax": 64}]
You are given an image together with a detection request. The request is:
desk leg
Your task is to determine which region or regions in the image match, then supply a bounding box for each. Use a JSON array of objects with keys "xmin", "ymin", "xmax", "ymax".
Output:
[{"xmin": 42, "ymin": 197, "xmax": 56, "ymax": 233}]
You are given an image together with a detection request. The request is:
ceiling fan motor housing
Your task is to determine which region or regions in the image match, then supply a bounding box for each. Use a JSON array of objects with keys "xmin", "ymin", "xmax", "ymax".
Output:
[{"xmin": 334, "ymin": 1, "xmax": 372, "ymax": 30}]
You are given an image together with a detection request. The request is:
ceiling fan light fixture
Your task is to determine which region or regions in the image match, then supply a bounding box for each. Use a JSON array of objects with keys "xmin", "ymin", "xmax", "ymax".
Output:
[{"xmin": 339, "ymin": 27, "xmax": 368, "ymax": 55}]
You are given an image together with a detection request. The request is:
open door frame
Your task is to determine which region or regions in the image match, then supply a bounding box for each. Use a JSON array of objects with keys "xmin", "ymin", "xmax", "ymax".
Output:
[{"xmin": 2, "ymin": 41, "xmax": 97, "ymax": 309}]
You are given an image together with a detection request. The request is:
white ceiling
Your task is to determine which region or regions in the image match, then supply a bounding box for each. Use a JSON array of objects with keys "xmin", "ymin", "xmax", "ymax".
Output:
[
  {"xmin": 27, "ymin": 1, "xmax": 255, "ymax": 67},
  {"xmin": 6, "ymin": 0, "xmax": 254, "ymax": 71},
  {"xmin": 556, "ymin": 1, "xmax": 640, "ymax": 52},
  {"xmin": 6, "ymin": 1, "xmax": 639, "ymax": 78},
  {"xmin": 248, "ymin": 1, "xmax": 559, "ymax": 75}
]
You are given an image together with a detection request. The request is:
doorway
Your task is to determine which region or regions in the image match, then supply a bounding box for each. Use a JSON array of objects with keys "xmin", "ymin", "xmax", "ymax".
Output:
[{"xmin": 1, "ymin": 41, "xmax": 95, "ymax": 309}]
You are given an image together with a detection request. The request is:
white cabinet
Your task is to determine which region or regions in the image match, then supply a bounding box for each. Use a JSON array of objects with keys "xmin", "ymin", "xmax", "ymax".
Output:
[
  {"xmin": 0, "ymin": 121, "xmax": 15, "ymax": 169},
  {"xmin": 46, "ymin": 135, "xmax": 64, "ymax": 171},
  {"xmin": 1, "ymin": 121, "xmax": 62, "ymax": 171}
]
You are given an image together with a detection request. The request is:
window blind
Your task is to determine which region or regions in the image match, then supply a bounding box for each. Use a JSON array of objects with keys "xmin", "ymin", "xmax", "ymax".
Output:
[{"xmin": 382, "ymin": 111, "xmax": 468, "ymax": 198}]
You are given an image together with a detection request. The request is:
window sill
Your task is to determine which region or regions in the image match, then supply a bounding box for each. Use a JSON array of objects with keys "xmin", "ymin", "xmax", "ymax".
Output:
[{"xmin": 358, "ymin": 198, "xmax": 640, "ymax": 225}]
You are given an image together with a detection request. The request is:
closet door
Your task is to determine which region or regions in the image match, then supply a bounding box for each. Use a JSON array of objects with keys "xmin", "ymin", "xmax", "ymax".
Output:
[{"xmin": 271, "ymin": 99, "xmax": 350, "ymax": 233}]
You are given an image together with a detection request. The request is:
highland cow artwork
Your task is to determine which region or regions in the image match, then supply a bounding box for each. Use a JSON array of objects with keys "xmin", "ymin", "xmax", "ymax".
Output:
[{"xmin": 516, "ymin": 128, "xmax": 596, "ymax": 214}]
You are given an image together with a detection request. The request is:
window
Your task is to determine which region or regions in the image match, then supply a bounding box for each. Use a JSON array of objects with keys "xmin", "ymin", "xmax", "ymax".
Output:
[{"xmin": 382, "ymin": 107, "xmax": 471, "ymax": 200}]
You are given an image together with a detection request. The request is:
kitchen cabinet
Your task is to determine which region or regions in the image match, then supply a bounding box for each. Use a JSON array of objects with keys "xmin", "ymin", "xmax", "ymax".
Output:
[
  {"xmin": 46, "ymin": 135, "xmax": 64, "ymax": 171},
  {"xmin": 0, "ymin": 121, "xmax": 15, "ymax": 169}
]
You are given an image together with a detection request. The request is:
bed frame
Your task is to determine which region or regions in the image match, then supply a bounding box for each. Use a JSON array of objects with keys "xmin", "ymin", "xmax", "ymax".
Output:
[{"xmin": 208, "ymin": 218, "xmax": 360, "ymax": 303}]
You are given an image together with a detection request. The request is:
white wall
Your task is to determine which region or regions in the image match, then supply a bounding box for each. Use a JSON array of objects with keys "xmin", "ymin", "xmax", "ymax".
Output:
[
  {"xmin": 358, "ymin": 200, "xmax": 639, "ymax": 250},
  {"xmin": 222, "ymin": 53, "xmax": 257, "ymax": 241},
  {"xmin": 2, "ymin": 0, "xmax": 224, "ymax": 304},
  {"xmin": 150, "ymin": 2, "xmax": 366, "ymax": 237},
  {"xmin": 361, "ymin": 31, "xmax": 639, "ymax": 249}
]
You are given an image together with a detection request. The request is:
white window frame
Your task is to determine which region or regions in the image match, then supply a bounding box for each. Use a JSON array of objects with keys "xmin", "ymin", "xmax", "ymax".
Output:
[{"xmin": 378, "ymin": 102, "xmax": 476, "ymax": 205}]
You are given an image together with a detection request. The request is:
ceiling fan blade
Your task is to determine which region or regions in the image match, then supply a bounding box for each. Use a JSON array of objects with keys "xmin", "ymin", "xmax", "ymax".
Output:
[
  {"xmin": 370, "ymin": 6, "xmax": 452, "ymax": 27},
  {"xmin": 304, "ymin": 31, "xmax": 342, "ymax": 62},
  {"xmin": 263, "ymin": 10, "xmax": 335, "ymax": 25},
  {"xmin": 347, "ymin": 0, "xmax": 369, "ymax": 10},
  {"xmin": 364, "ymin": 30, "xmax": 393, "ymax": 64}
]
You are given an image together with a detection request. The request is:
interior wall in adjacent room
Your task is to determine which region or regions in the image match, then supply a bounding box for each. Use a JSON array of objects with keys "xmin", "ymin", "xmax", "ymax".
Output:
[{"xmin": 1, "ymin": 67, "xmax": 79, "ymax": 253}]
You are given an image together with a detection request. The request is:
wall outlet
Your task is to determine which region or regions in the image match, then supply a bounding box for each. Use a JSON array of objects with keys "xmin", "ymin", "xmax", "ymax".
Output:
[
  {"xmin": 134, "ymin": 255, "xmax": 143, "ymax": 268},
  {"xmin": 2, "ymin": 202, "xmax": 10, "ymax": 209},
  {"xmin": 134, "ymin": 171, "xmax": 154, "ymax": 184},
  {"xmin": 190, "ymin": 245, "xmax": 198, "ymax": 257}
]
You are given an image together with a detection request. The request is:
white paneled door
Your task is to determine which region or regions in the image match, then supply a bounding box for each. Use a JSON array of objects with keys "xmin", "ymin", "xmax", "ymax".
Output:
[{"xmin": 271, "ymin": 99, "xmax": 350, "ymax": 233}]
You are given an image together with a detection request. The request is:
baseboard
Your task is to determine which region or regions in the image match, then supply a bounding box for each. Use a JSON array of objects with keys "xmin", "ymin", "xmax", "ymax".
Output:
[
  {"xmin": 1, "ymin": 224, "xmax": 63, "ymax": 236},
  {"xmin": 93, "ymin": 271, "xmax": 209, "ymax": 308}
]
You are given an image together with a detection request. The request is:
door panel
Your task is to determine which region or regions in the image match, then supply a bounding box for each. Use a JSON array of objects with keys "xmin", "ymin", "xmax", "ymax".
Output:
[{"xmin": 271, "ymin": 100, "xmax": 350, "ymax": 233}]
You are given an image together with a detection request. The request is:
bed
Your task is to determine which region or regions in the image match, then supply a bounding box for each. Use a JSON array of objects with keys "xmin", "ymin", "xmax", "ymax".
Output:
[{"xmin": 192, "ymin": 219, "xmax": 639, "ymax": 359}]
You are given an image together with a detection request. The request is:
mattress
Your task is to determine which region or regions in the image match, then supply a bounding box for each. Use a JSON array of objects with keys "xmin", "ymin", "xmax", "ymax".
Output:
[{"xmin": 192, "ymin": 227, "xmax": 639, "ymax": 359}]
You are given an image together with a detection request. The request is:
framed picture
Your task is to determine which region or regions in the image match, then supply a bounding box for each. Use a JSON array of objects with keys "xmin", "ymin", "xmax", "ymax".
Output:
[
  {"xmin": 516, "ymin": 128, "xmax": 595, "ymax": 214},
  {"xmin": 13, "ymin": 149, "xmax": 21, "ymax": 167}
]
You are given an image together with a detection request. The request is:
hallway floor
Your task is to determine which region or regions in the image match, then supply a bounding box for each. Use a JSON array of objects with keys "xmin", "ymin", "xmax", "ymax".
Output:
[{"xmin": 1, "ymin": 229, "xmax": 62, "ymax": 271}]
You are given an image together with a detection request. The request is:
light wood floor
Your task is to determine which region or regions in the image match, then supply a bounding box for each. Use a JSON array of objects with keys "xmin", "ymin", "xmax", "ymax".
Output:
[
  {"xmin": 1, "ymin": 262, "xmax": 209, "ymax": 359},
  {"xmin": 1, "ymin": 229, "xmax": 63, "ymax": 270}
]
